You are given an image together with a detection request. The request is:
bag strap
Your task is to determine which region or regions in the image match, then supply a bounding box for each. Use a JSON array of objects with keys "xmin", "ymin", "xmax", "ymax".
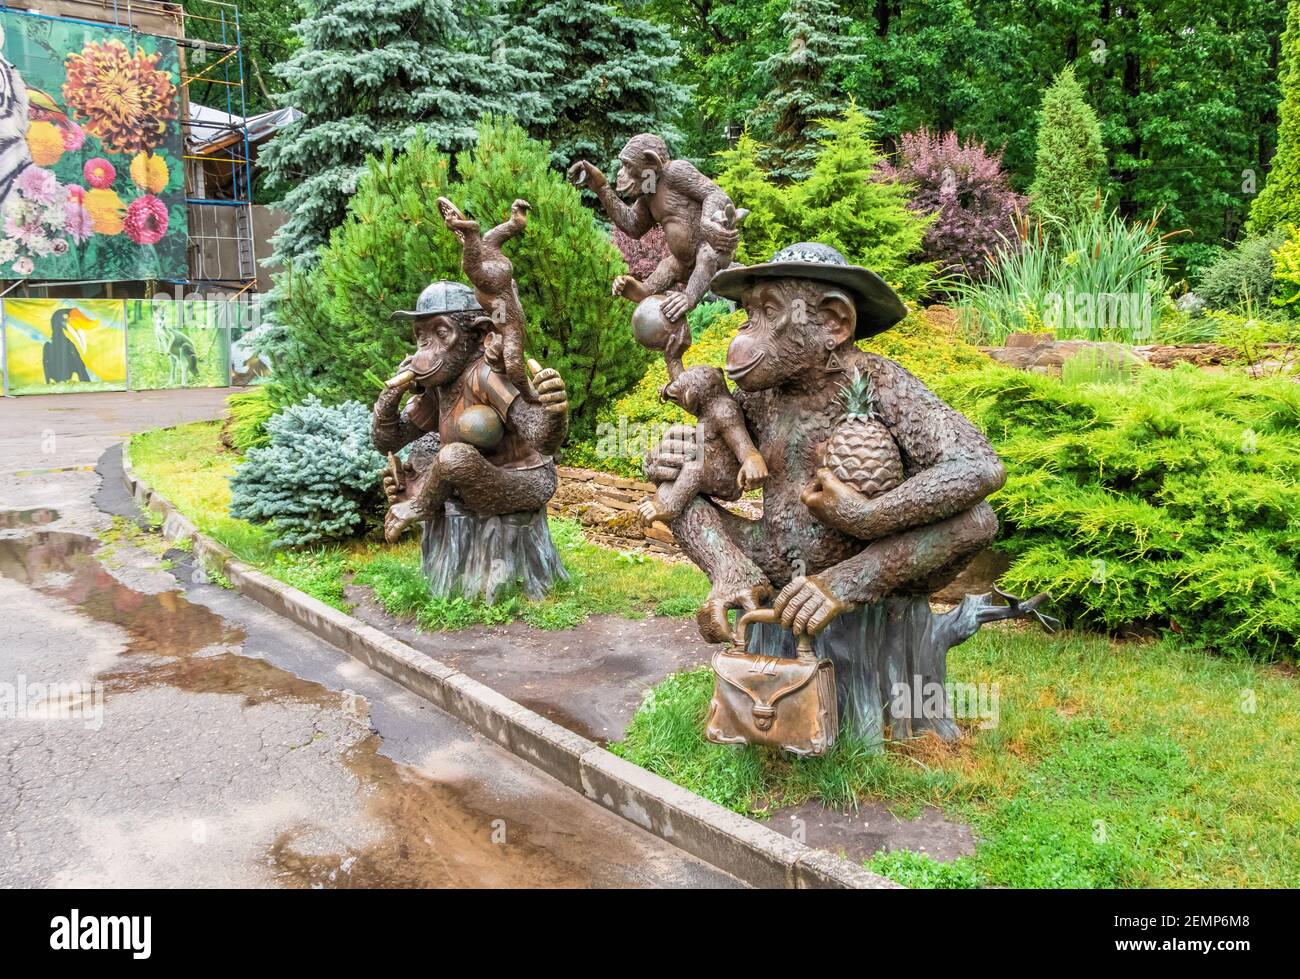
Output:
[{"xmin": 733, "ymin": 607, "xmax": 818, "ymax": 663}]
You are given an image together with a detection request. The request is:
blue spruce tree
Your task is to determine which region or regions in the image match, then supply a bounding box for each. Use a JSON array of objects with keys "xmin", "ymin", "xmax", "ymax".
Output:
[
  {"xmin": 749, "ymin": 0, "xmax": 863, "ymax": 181},
  {"xmin": 503, "ymin": 0, "xmax": 690, "ymax": 170},
  {"xmin": 262, "ymin": 0, "xmax": 529, "ymax": 266}
]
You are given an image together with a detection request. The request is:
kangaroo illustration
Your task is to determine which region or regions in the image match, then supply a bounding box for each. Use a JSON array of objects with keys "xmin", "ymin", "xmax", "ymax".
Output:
[{"xmin": 154, "ymin": 305, "xmax": 198, "ymax": 386}]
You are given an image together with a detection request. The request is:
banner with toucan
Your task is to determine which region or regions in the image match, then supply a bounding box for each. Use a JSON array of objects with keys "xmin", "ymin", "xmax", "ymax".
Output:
[
  {"xmin": 3, "ymin": 298, "xmax": 247, "ymax": 394},
  {"xmin": 2, "ymin": 297, "xmax": 127, "ymax": 394},
  {"xmin": 0, "ymin": 9, "xmax": 187, "ymax": 281}
]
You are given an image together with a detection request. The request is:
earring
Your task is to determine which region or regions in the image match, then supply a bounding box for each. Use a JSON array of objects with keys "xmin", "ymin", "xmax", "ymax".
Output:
[{"xmin": 823, "ymin": 347, "xmax": 845, "ymax": 374}]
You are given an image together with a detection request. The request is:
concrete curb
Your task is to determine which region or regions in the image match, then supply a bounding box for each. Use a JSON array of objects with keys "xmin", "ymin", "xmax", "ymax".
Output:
[{"xmin": 119, "ymin": 443, "xmax": 901, "ymax": 890}]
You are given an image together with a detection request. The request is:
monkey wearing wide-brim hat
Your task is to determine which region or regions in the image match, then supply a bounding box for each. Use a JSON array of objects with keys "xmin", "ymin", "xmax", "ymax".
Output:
[{"xmin": 644, "ymin": 242, "xmax": 1008, "ymax": 643}]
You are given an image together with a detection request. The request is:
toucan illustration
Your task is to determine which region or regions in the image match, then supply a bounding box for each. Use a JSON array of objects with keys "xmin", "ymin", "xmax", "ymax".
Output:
[{"xmin": 42, "ymin": 307, "xmax": 92, "ymax": 384}]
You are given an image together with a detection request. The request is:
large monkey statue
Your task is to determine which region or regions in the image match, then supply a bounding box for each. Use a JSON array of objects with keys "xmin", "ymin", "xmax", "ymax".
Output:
[{"xmin": 643, "ymin": 242, "xmax": 1007, "ymax": 643}]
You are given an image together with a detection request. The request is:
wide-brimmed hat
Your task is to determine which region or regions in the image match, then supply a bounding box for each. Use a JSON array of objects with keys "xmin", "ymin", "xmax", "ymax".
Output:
[
  {"xmin": 710, "ymin": 242, "xmax": 907, "ymax": 339},
  {"xmin": 390, "ymin": 281, "xmax": 482, "ymax": 320}
]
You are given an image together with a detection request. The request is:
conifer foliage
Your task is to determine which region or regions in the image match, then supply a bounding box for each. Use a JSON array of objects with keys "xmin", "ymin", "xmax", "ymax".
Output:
[
  {"xmin": 1251, "ymin": 0, "xmax": 1300, "ymax": 234},
  {"xmin": 717, "ymin": 106, "xmax": 933, "ymax": 296},
  {"xmin": 1027, "ymin": 66, "xmax": 1107, "ymax": 225},
  {"xmin": 230, "ymin": 397, "xmax": 385, "ymax": 547},
  {"xmin": 503, "ymin": 1, "xmax": 689, "ymax": 171},
  {"xmin": 749, "ymin": 0, "xmax": 863, "ymax": 180},
  {"xmin": 261, "ymin": 0, "xmax": 522, "ymax": 266},
  {"xmin": 263, "ymin": 119, "xmax": 649, "ymax": 440}
]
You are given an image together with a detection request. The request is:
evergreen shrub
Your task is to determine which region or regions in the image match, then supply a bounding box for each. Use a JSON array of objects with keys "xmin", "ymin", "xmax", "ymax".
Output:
[
  {"xmin": 230, "ymin": 397, "xmax": 385, "ymax": 547},
  {"xmin": 936, "ymin": 364, "xmax": 1300, "ymax": 660}
]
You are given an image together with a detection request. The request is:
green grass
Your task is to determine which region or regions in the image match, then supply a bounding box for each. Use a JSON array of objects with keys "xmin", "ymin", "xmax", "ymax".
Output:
[
  {"xmin": 865, "ymin": 850, "xmax": 983, "ymax": 889},
  {"xmin": 133, "ymin": 420, "xmax": 1300, "ymax": 887},
  {"xmin": 353, "ymin": 514, "xmax": 709, "ymax": 630},
  {"xmin": 128, "ymin": 420, "xmax": 710, "ymax": 627},
  {"xmin": 611, "ymin": 628, "xmax": 1300, "ymax": 888}
]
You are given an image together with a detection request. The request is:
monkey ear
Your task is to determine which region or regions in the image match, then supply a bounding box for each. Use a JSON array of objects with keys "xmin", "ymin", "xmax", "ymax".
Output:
[
  {"xmin": 469, "ymin": 315, "xmax": 495, "ymax": 333},
  {"xmin": 644, "ymin": 149, "xmax": 666, "ymax": 170},
  {"xmin": 818, "ymin": 289, "xmax": 857, "ymax": 347}
]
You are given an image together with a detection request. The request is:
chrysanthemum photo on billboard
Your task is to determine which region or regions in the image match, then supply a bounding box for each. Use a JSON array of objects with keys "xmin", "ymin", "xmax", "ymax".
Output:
[{"xmin": 0, "ymin": 11, "xmax": 187, "ymax": 281}]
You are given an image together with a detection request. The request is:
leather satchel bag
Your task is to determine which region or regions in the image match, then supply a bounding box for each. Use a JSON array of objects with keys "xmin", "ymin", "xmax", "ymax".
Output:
[{"xmin": 706, "ymin": 608, "xmax": 838, "ymax": 757}]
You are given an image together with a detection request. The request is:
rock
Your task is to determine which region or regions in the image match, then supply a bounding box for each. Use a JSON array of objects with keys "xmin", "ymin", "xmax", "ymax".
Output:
[
  {"xmin": 1003, "ymin": 331, "xmax": 1054, "ymax": 349},
  {"xmin": 983, "ymin": 338, "xmax": 1144, "ymax": 374}
]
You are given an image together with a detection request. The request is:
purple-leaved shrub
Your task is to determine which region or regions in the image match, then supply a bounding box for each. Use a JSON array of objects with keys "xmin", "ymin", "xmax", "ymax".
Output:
[
  {"xmin": 614, "ymin": 225, "xmax": 671, "ymax": 284},
  {"xmin": 879, "ymin": 129, "xmax": 1026, "ymax": 282}
]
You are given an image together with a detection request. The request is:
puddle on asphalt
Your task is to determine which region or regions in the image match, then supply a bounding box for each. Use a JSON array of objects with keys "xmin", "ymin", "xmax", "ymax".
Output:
[
  {"xmin": 267, "ymin": 735, "xmax": 593, "ymax": 888},
  {"xmin": 0, "ymin": 507, "xmax": 60, "ymax": 529},
  {"xmin": 0, "ymin": 516, "xmax": 603, "ymax": 887}
]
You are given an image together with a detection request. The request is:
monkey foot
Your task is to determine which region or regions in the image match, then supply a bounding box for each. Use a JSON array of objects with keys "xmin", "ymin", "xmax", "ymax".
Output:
[{"xmin": 384, "ymin": 500, "xmax": 429, "ymax": 543}]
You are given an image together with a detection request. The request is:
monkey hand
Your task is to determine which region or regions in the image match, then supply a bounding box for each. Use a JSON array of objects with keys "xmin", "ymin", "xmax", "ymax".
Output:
[
  {"xmin": 529, "ymin": 359, "xmax": 568, "ymax": 418},
  {"xmin": 643, "ymin": 424, "xmax": 698, "ymax": 484},
  {"xmin": 637, "ymin": 499, "xmax": 668, "ymax": 526},
  {"xmin": 801, "ymin": 467, "xmax": 872, "ymax": 538},
  {"xmin": 737, "ymin": 451, "xmax": 768, "ymax": 492},
  {"xmin": 660, "ymin": 290, "xmax": 690, "ymax": 323},
  {"xmin": 374, "ymin": 371, "xmax": 410, "ymax": 416},
  {"xmin": 773, "ymin": 574, "xmax": 850, "ymax": 636},
  {"xmin": 701, "ymin": 216, "xmax": 740, "ymax": 255},
  {"xmin": 697, "ymin": 583, "xmax": 773, "ymax": 644},
  {"xmin": 663, "ymin": 319, "xmax": 692, "ymax": 363},
  {"xmin": 483, "ymin": 332, "xmax": 507, "ymax": 374},
  {"xmin": 567, "ymin": 160, "xmax": 606, "ymax": 191}
]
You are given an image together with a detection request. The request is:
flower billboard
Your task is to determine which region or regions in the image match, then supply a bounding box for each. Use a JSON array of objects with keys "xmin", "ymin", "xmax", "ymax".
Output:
[{"xmin": 0, "ymin": 11, "xmax": 186, "ymax": 280}]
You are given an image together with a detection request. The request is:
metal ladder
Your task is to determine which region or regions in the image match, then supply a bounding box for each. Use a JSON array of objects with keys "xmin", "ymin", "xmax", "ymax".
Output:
[{"xmin": 234, "ymin": 202, "xmax": 256, "ymax": 283}]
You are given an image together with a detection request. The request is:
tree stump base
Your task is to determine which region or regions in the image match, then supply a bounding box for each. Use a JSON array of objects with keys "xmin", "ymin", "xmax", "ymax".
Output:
[
  {"xmin": 745, "ymin": 593, "xmax": 1019, "ymax": 748},
  {"xmin": 420, "ymin": 500, "xmax": 567, "ymax": 605}
]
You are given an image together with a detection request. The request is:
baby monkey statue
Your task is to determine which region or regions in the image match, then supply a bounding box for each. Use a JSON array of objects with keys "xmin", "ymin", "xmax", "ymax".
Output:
[
  {"xmin": 371, "ymin": 197, "xmax": 569, "ymax": 604},
  {"xmin": 570, "ymin": 134, "xmax": 763, "ymax": 525},
  {"xmin": 569, "ymin": 133, "xmax": 747, "ymax": 346}
]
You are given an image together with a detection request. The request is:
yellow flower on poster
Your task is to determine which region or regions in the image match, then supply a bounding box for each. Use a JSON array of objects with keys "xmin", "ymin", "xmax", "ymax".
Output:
[{"xmin": 3, "ymin": 299, "xmax": 127, "ymax": 395}]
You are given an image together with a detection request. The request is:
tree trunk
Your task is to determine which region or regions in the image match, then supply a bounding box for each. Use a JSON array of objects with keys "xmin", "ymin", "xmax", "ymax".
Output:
[
  {"xmin": 745, "ymin": 594, "xmax": 1002, "ymax": 749},
  {"xmin": 420, "ymin": 501, "xmax": 567, "ymax": 605}
]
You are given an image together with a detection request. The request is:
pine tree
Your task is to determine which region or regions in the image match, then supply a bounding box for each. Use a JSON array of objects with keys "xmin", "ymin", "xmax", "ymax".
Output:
[
  {"xmin": 1027, "ymin": 65, "xmax": 1106, "ymax": 225},
  {"xmin": 263, "ymin": 119, "xmax": 649, "ymax": 439},
  {"xmin": 261, "ymin": 0, "xmax": 525, "ymax": 266},
  {"xmin": 503, "ymin": 1, "xmax": 689, "ymax": 171},
  {"xmin": 796, "ymin": 107, "xmax": 933, "ymax": 296},
  {"xmin": 716, "ymin": 106, "xmax": 933, "ymax": 297},
  {"xmin": 748, "ymin": 0, "xmax": 863, "ymax": 181},
  {"xmin": 1251, "ymin": 0, "xmax": 1300, "ymax": 234}
]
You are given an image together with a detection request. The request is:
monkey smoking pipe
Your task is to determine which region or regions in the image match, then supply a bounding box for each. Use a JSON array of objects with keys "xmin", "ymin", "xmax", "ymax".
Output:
[{"xmin": 385, "ymin": 369, "xmax": 415, "ymax": 389}]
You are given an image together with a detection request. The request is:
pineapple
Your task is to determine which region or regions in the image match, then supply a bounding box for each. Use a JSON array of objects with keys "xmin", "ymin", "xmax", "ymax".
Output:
[{"xmin": 824, "ymin": 367, "xmax": 904, "ymax": 497}]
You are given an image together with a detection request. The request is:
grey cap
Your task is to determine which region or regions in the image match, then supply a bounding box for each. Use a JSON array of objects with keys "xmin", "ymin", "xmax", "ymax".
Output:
[
  {"xmin": 390, "ymin": 281, "xmax": 483, "ymax": 320},
  {"xmin": 710, "ymin": 242, "xmax": 907, "ymax": 339}
]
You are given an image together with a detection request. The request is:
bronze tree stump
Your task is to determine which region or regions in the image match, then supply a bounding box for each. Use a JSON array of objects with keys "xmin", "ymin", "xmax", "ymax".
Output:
[{"xmin": 420, "ymin": 501, "xmax": 567, "ymax": 605}]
